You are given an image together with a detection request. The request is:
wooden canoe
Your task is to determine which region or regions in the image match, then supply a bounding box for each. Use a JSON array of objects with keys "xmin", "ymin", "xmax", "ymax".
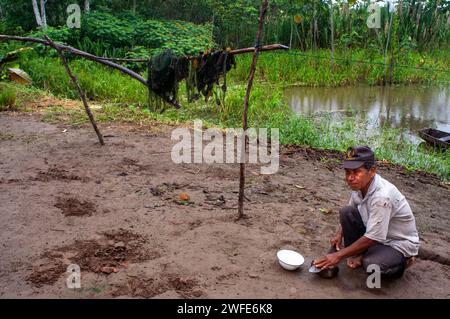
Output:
[{"xmin": 418, "ymin": 128, "xmax": 450, "ymax": 149}]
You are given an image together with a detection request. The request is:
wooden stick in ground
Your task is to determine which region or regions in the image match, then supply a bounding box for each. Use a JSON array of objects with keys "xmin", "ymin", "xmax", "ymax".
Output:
[
  {"xmin": 237, "ymin": 0, "xmax": 269, "ymax": 220},
  {"xmin": 44, "ymin": 35, "xmax": 104, "ymax": 146}
]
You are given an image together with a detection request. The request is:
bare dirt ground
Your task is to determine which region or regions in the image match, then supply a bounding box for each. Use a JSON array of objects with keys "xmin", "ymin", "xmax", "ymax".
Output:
[{"xmin": 0, "ymin": 112, "xmax": 449, "ymax": 298}]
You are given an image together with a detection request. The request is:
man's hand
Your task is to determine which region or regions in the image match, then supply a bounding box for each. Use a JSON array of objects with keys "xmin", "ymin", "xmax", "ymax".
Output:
[
  {"xmin": 314, "ymin": 252, "xmax": 342, "ymax": 270},
  {"xmin": 330, "ymin": 229, "xmax": 343, "ymax": 251},
  {"xmin": 317, "ymin": 236, "xmax": 375, "ymax": 270}
]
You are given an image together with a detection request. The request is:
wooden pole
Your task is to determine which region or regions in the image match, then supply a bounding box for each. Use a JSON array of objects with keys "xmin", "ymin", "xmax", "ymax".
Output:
[
  {"xmin": 237, "ymin": 0, "xmax": 269, "ymax": 220},
  {"xmin": 44, "ymin": 35, "xmax": 104, "ymax": 146},
  {"xmin": 226, "ymin": 43, "xmax": 288, "ymax": 56},
  {"xmin": 95, "ymin": 44, "xmax": 289, "ymax": 63}
]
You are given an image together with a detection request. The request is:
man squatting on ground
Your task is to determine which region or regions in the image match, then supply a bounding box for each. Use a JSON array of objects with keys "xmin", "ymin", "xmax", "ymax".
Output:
[{"xmin": 314, "ymin": 146, "xmax": 420, "ymax": 278}]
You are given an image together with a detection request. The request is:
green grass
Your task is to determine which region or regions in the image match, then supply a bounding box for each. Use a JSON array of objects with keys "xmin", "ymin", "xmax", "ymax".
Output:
[
  {"xmin": 232, "ymin": 49, "xmax": 450, "ymax": 86},
  {"xmin": 0, "ymin": 82, "xmax": 17, "ymax": 110},
  {"xmin": 19, "ymin": 55, "xmax": 148, "ymax": 105}
]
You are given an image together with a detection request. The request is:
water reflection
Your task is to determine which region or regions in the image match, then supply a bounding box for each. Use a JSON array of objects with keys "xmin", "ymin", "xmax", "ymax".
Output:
[{"xmin": 285, "ymin": 85, "xmax": 450, "ymax": 144}]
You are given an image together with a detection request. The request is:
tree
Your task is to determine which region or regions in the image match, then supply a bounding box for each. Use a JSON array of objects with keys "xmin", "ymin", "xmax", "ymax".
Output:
[
  {"xmin": 329, "ymin": 0, "xmax": 334, "ymax": 67},
  {"xmin": 31, "ymin": 0, "xmax": 43, "ymax": 28},
  {"xmin": 40, "ymin": 0, "xmax": 47, "ymax": 30},
  {"xmin": 31, "ymin": 0, "xmax": 47, "ymax": 30},
  {"xmin": 84, "ymin": 0, "xmax": 90, "ymax": 12}
]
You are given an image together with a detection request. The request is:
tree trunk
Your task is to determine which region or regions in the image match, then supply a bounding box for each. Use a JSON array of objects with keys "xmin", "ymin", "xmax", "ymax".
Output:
[
  {"xmin": 313, "ymin": 1, "xmax": 317, "ymax": 50},
  {"xmin": 84, "ymin": 0, "xmax": 90, "ymax": 12},
  {"xmin": 40, "ymin": 0, "xmax": 47, "ymax": 31},
  {"xmin": 299, "ymin": 20, "xmax": 305, "ymax": 50},
  {"xmin": 389, "ymin": 54, "xmax": 394, "ymax": 85},
  {"xmin": 132, "ymin": 0, "xmax": 136, "ymax": 14},
  {"xmin": 330, "ymin": 1, "xmax": 334, "ymax": 68},
  {"xmin": 384, "ymin": 11, "xmax": 394, "ymax": 85},
  {"xmin": 289, "ymin": 17, "xmax": 293, "ymax": 48},
  {"xmin": 31, "ymin": 0, "xmax": 43, "ymax": 28}
]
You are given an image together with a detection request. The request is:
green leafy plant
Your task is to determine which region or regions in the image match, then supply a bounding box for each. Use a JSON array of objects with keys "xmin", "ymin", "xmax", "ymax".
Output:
[{"xmin": 0, "ymin": 82, "xmax": 17, "ymax": 110}]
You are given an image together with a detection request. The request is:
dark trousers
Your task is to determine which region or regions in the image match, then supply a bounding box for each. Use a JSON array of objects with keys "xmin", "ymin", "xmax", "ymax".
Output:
[{"xmin": 340, "ymin": 206, "xmax": 406, "ymax": 278}]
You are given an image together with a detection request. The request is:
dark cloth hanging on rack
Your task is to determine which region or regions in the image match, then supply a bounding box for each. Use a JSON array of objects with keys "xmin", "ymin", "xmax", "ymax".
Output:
[{"xmin": 147, "ymin": 49, "xmax": 235, "ymax": 108}]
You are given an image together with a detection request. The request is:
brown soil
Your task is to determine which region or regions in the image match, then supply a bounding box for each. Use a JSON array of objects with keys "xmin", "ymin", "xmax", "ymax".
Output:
[
  {"xmin": 26, "ymin": 260, "xmax": 66, "ymax": 288},
  {"xmin": 111, "ymin": 275, "xmax": 203, "ymax": 298},
  {"xmin": 0, "ymin": 112, "xmax": 449, "ymax": 298},
  {"xmin": 34, "ymin": 167, "xmax": 88, "ymax": 182},
  {"xmin": 55, "ymin": 197, "xmax": 96, "ymax": 217}
]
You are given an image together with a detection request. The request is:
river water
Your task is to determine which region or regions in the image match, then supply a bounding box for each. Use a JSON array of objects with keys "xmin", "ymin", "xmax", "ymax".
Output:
[{"xmin": 285, "ymin": 85, "xmax": 450, "ymax": 144}]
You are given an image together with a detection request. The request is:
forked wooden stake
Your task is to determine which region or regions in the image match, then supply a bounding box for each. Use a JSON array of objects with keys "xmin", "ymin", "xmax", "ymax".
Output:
[
  {"xmin": 237, "ymin": 0, "xmax": 269, "ymax": 220},
  {"xmin": 44, "ymin": 35, "xmax": 104, "ymax": 146}
]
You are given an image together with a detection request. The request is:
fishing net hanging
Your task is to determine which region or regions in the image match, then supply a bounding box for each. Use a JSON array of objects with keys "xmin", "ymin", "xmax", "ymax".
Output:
[{"xmin": 147, "ymin": 49, "xmax": 235, "ymax": 112}]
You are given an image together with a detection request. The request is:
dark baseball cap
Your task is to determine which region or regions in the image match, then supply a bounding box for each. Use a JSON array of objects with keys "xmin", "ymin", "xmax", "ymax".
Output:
[{"xmin": 343, "ymin": 146, "xmax": 375, "ymax": 169}]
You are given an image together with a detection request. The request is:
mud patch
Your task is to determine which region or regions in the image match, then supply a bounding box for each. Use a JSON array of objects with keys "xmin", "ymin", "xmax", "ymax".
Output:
[
  {"xmin": 112, "ymin": 277, "xmax": 167, "ymax": 298},
  {"xmin": 26, "ymin": 229, "xmax": 159, "ymax": 288},
  {"xmin": 68, "ymin": 229, "xmax": 159, "ymax": 273},
  {"xmin": 112, "ymin": 274, "xmax": 204, "ymax": 298},
  {"xmin": 55, "ymin": 197, "xmax": 96, "ymax": 217},
  {"xmin": 26, "ymin": 260, "xmax": 66, "ymax": 288}
]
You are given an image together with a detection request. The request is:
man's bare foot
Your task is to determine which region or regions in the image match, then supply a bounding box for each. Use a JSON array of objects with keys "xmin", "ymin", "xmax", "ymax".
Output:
[
  {"xmin": 406, "ymin": 256, "xmax": 416, "ymax": 269},
  {"xmin": 347, "ymin": 255, "xmax": 363, "ymax": 269}
]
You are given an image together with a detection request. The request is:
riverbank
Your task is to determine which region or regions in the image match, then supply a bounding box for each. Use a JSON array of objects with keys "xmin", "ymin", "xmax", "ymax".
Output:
[{"xmin": 2, "ymin": 82, "xmax": 449, "ymax": 181}]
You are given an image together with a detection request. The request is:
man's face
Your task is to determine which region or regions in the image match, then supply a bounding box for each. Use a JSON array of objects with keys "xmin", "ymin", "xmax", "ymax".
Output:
[{"xmin": 345, "ymin": 166, "xmax": 376, "ymax": 191}]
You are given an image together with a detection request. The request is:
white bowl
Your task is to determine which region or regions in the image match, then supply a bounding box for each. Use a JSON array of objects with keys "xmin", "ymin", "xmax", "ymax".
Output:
[{"xmin": 277, "ymin": 249, "xmax": 305, "ymax": 271}]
